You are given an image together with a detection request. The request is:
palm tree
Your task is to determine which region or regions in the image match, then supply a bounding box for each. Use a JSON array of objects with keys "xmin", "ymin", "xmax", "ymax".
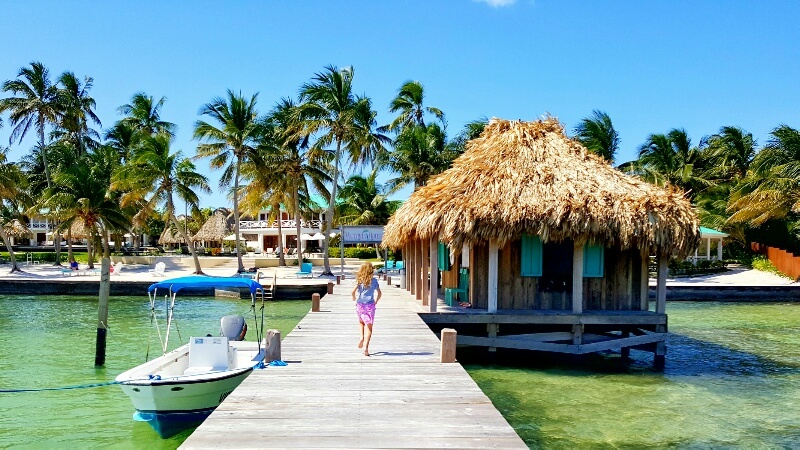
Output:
[
  {"xmin": 387, "ymin": 80, "xmax": 444, "ymax": 131},
  {"xmin": 297, "ymin": 65, "xmax": 366, "ymax": 275},
  {"xmin": 346, "ymin": 96, "xmax": 391, "ymax": 171},
  {"xmin": 632, "ymin": 129, "xmax": 711, "ymax": 199},
  {"xmin": 0, "ymin": 147, "xmax": 29, "ymax": 273},
  {"xmin": 337, "ymin": 170, "xmax": 401, "ymax": 225},
  {"xmin": 705, "ymin": 126, "xmax": 756, "ymax": 181},
  {"xmin": 115, "ymin": 134, "xmax": 210, "ymax": 274},
  {"xmin": 384, "ymin": 122, "xmax": 449, "ymax": 192},
  {"xmin": 728, "ymin": 125, "xmax": 800, "ymax": 226},
  {"xmin": 54, "ymin": 71, "xmax": 102, "ymax": 156},
  {"xmin": 0, "ymin": 61, "xmax": 61, "ymax": 186},
  {"xmin": 105, "ymin": 121, "xmax": 140, "ymax": 163},
  {"xmin": 118, "ymin": 92, "xmax": 176, "ymax": 137},
  {"xmin": 194, "ymin": 90, "xmax": 261, "ymax": 272},
  {"xmin": 573, "ymin": 110, "xmax": 619, "ymax": 163},
  {"xmin": 244, "ymin": 98, "xmax": 332, "ymax": 264}
]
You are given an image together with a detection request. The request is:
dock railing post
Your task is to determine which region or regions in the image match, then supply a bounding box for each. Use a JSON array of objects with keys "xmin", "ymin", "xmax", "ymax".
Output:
[
  {"xmin": 312, "ymin": 293, "xmax": 321, "ymax": 312},
  {"xmin": 265, "ymin": 329, "xmax": 281, "ymax": 363},
  {"xmin": 440, "ymin": 328, "xmax": 457, "ymax": 363}
]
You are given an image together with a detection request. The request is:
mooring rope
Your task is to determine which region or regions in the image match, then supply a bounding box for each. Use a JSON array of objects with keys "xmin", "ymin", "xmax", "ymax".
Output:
[{"xmin": 0, "ymin": 380, "xmax": 122, "ymax": 393}]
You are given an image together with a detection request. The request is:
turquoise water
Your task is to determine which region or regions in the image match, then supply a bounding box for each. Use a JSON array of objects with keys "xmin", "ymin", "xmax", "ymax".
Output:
[
  {"xmin": 465, "ymin": 302, "xmax": 800, "ymax": 448},
  {"xmin": 0, "ymin": 295, "xmax": 309, "ymax": 449},
  {"xmin": 2, "ymin": 299, "xmax": 798, "ymax": 449}
]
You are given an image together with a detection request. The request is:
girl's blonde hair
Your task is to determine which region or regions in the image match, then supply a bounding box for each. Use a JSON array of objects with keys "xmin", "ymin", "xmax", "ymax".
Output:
[{"xmin": 355, "ymin": 262, "xmax": 374, "ymax": 286}]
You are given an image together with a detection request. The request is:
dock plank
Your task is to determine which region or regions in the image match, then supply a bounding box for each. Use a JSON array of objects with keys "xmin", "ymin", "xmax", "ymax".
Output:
[{"xmin": 180, "ymin": 277, "xmax": 526, "ymax": 449}]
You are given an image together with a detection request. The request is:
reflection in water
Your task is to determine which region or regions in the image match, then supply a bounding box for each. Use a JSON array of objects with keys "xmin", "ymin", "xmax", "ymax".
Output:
[{"xmin": 464, "ymin": 302, "xmax": 800, "ymax": 448}]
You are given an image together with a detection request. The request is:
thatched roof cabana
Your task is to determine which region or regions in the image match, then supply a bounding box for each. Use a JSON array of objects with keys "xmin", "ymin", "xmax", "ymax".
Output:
[
  {"xmin": 383, "ymin": 118, "xmax": 699, "ymax": 258},
  {"xmin": 3, "ymin": 219, "xmax": 31, "ymax": 238},
  {"xmin": 159, "ymin": 222, "xmax": 188, "ymax": 244},
  {"xmin": 192, "ymin": 210, "xmax": 232, "ymax": 242}
]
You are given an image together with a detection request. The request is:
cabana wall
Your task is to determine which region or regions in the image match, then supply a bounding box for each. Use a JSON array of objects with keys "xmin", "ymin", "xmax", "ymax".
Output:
[{"xmin": 399, "ymin": 235, "xmax": 670, "ymax": 367}]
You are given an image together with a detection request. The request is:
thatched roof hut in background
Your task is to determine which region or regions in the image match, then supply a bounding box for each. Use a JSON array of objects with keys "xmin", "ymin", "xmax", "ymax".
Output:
[
  {"xmin": 382, "ymin": 118, "xmax": 701, "ymax": 367},
  {"xmin": 192, "ymin": 210, "xmax": 232, "ymax": 243},
  {"xmin": 3, "ymin": 219, "xmax": 31, "ymax": 238},
  {"xmin": 159, "ymin": 222, "xmax": 188, "ymax": 245},
  {"xmin": 383, "ymin": 118, "xmax": 699, "ymax": 258}
]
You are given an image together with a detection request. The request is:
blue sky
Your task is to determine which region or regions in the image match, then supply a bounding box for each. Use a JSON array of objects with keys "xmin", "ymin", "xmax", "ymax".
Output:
[{"xmin": 1, "ymin": 0, "xmax": 798, "ymax": 209}]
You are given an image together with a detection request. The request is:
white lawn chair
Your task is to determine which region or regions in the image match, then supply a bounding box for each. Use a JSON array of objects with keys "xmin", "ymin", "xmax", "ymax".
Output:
[
  {"xmin": 111, "ymin": 262, "xmax": 124, "ymax": 275},
  {"xmin": 148, "ymin": 262, "xmax": 166, "ymax": 277}
]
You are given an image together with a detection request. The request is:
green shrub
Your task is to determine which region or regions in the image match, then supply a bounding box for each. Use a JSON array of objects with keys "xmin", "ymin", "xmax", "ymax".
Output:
[
  {"xmin": 328, "ymin": 247, "xmax": 378, "ymax": 259},
  {"xmin": 751, "ymin": 255, "xmax": 791, "ymax": 279}
]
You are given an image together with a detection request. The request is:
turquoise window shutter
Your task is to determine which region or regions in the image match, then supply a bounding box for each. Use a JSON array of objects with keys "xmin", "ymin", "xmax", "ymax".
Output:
[
  {"xmin": 438, "ymin": 241, "xmax": 450, "ymax": 270},
  {"xmin": 521, "ymin": 235, "xmax": 543, "ymax": 276},
  {"xmin": 583, "ymin": 244, "xmax": 604, "ymax": 277}
]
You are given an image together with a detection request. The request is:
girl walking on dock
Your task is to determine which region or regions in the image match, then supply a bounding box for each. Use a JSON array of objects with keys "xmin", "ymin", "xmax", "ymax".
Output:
[{"xmin": 352, "ymin": 262, "xmax": 382, "ymax": 356}]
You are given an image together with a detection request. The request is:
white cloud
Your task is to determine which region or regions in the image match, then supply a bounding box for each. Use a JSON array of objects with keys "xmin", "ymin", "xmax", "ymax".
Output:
[{"xmin": 474, "ymin": 0, "xmax": 517, "ymax": 7}]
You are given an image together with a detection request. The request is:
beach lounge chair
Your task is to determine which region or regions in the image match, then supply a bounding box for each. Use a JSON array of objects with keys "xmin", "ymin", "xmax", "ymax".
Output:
[
  {"xmin": 111, "ymin": 262, "xmax": 124, "ymax": 275},
  {"xmin": 148, "ymin": 262, "xmax": 166, "ymax": 277},
  {"xmin": 445, "ymin": 268, "xmax": 469, "ymax": 306},
  {"xmin": 295, "ymin": 262, "xmax": 313, "ymax": 278}
]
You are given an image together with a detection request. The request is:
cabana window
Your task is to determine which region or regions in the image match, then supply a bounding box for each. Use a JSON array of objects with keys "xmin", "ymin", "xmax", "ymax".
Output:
[
  {"xmin": 583, "ymin": 243, "xmax": 604, "ymax": 278},
  {"xmin": 520, "ymin": 234, "xmax": 543, "ymax": 276},
  {"xmin": 438, "ymin": 241, "xmax": 451, "ymax": 270}
]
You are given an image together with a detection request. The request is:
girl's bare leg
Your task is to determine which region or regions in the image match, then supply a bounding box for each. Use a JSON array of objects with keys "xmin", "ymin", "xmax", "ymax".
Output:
[
  {"xmin": 364, "ymin": 323, "xmax": 373, "ymax": 356},
  {"xmin": 358, "ymin": 321, "xmax": 365, "ymax": 348}
]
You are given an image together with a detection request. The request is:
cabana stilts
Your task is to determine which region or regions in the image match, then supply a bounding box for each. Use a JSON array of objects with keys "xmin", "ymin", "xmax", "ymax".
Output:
[{"xmin": 383, "ymin": 118, "xmax": 700, "ymax": 368}]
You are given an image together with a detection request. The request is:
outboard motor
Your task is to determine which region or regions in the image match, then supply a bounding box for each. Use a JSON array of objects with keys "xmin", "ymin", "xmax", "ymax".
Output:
[{"xmin": 220, "ymin": 315, "xmax": 247, "ymax": 341}]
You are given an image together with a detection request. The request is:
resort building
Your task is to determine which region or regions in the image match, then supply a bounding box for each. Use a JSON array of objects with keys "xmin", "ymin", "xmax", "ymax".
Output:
[{"xmin": 383, "ymin": 118, "xmax": 700, "ymax": 367}]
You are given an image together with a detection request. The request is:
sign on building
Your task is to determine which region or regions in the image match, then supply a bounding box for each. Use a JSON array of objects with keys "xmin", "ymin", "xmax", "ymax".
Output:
[{"xmin": 341, "ymin": 226, "xmax": 384, "ymax": 244}]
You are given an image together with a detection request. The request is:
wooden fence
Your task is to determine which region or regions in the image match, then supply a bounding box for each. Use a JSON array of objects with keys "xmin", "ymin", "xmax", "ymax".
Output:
[{"xmin": 751, "ymin": 242, "xmax": 800, "ymax": 280}]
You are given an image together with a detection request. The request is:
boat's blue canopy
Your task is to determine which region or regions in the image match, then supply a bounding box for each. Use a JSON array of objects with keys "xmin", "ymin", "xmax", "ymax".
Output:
[{"xmin": 147, "ymin": 276, "xmax": 263, "ymax": 294}]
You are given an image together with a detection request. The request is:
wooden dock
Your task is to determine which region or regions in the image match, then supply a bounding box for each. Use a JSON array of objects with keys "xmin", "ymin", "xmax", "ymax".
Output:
[{"xmin": 180, "ymin": 277, "xmax": 526, "ymax": 449}]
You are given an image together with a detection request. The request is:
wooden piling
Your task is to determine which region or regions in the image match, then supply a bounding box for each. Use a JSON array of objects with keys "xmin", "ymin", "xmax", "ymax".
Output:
[
  {"xmin": 311, "ymin": 293, "xmax": 320, "ymax": 312},
  {"xmin": 264, "ymin": 329, "xmax": 281, "ymax": 363},
  {"xmin": 95, "ymin": 257, "xmax": 111, "ymax": 366},
  {"xmin": 440, "ymin": 328, "xmax": 457, "ymax": 363},
  {"xmin": 336, "ymin": 275, "xmax": 341, "ymax": 284},
  {"xmin": 327, "ymin": 282, "xmax": 334, "ymax": 294}
]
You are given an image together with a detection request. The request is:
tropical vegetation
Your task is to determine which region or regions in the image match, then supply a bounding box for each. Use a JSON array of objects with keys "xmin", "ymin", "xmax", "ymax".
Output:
[{"xmin": 1, "ymin": 60, "xmax": 799, "ymax": 282}]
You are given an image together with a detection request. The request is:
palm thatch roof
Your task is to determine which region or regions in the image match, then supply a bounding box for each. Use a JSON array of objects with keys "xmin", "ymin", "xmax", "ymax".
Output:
[
  {"xmin": 3, "ymin": 219, "xmax": 31, "ymax": 238},
  {"xmin": 67, "ymin": 219, "xmax": 96, "ymax": 239},
  {"xmin": 383, "ymin": 118, "xmax": 700, "ymax": 258},
  {"xmin": 159, "ymin": 222, "xmax": 188, "ymax": 244},
  {"xmin": 192, "ymin": 210, "xmax": 232, "ymax": 242}
]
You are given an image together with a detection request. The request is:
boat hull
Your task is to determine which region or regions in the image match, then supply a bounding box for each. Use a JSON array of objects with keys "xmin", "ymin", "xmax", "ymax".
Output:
[{"xmin": 117, "ymin": 347, "xmax": 255, "ymax": 438}]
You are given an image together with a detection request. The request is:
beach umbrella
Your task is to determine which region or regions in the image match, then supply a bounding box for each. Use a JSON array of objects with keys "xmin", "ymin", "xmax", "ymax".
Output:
[
  {"xmin": 223, "ymin": 234, "xmax": 245, "ymax": 241},
  {"xmin": 311, "ymin": 232, "xmax": 326, "ymax": 240},
  {"xmin": 299, "ymin": 233, "xmax": 315, "ymax": 241}
]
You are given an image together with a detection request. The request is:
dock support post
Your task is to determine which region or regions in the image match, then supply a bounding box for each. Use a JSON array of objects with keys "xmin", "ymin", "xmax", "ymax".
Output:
[
  {"xmin": 440, "ymin": 328, "xmax": 457, "ymax": 363},
  {"xmin": 387, "ymin": 276, "xmax": 392, "ymax": 286},
  {"xmin": 421, "ymin": 238, "xmax": 429, "ymax": 306},
  {"xmin": 656, "ymin": 253, "xmax": 668, "ymax": 314},
  {"xmin": 654, "ymin": 323, "xmax": 666, "ymax": 370},
  {"xmin": 327, "ymin": 282, "xmax": 334, "ymax": 295},
  {"xmin": 620, "ymin": 330, "xmax": 630, "ymax": 359},
  {"xmin": 487, "ymin": 323, "xmax": 498, "ymax": 353},
  {"xmin": 95, "ymin": 257, "xmax": 111, "ymax": 367},
  {"xmin": 572, "ymin": 243, "xmax": 584, "ymax": 314},
  {"xmin": 572, "ymin": 324, "xmax": 583, "ymax": 345},
  {"xmin": 336, "ymin": 275, "xmax": 341, "ymax": 284},
  {"xmin": 312, "ymin": 293, "xmax": 320, "ymax": 312},
  {"xmin": 429, "ymin": 236, "xmax": 438, "ymax": 312},
  {"xmin": 488, "ymin": 239, "xmax": 499, "ymax": 313},
  {"xmin": 640, "ymin": 255, "xmax": 650, "ymax": 311},
  {"xmin": 265, "ymin": 329, "xmax": 281, "ymax": 363}
]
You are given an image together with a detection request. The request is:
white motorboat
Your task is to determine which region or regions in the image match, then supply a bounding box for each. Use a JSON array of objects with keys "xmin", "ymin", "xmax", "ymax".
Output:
[{"xmin": 116, "ymin": 276, "xmax": 269, "ymax": 438}]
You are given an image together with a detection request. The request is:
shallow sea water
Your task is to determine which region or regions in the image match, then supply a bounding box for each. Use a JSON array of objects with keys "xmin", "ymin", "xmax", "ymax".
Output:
[
  {"xmin": 0, "ymin": 295, "xmax": 309, "ymax": 449},
  {"xmin": 465, "ymin": 302, "xmax": 800, "ymax": 449}
]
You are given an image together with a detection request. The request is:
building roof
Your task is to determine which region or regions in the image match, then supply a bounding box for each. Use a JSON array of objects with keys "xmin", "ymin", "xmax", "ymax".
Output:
[
  {"xmin": 699, "ymin": 226, "xmax": 728, "ymax": 239},
  {"xmin": 159, "ymin": 221, "xmax": 189, "ymax": 244},
  {"xmin": 2, "ymin": 219, "xmax": 30, "ymax": 237},
  {"xmin": 382, "ymin": 118, "xmax": 700, "ymax": 258},
  {"xmin": 192, "ymin": 210, "xmax": 232, "ymax": 242}
]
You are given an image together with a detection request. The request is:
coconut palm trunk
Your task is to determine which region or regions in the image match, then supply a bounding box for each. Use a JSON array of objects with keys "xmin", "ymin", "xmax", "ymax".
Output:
[
  {"xmin": 66, "ymin": 228, "xmax": 74, "ymax": 263},
  {"xmin": 322, "ymin": 140, "xmax": 342, "ymax": 276},
  {"xmin": 276, "ymin": 204, "xmax": 286, "ymax": 266},
  {"xmin": 167, "ymin": 195, "xmax": 203, "ymax": 274},
  {"xmin": 0, "ymin": 227, "xmax": 22, "ymax": 273},
  {"xmin": 233, "ymin": 155, "xmax": 244, "ymax": 272},
  {"xmin": 294, "ymin": 179, "xmax": 302, "ymax": 265}
]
